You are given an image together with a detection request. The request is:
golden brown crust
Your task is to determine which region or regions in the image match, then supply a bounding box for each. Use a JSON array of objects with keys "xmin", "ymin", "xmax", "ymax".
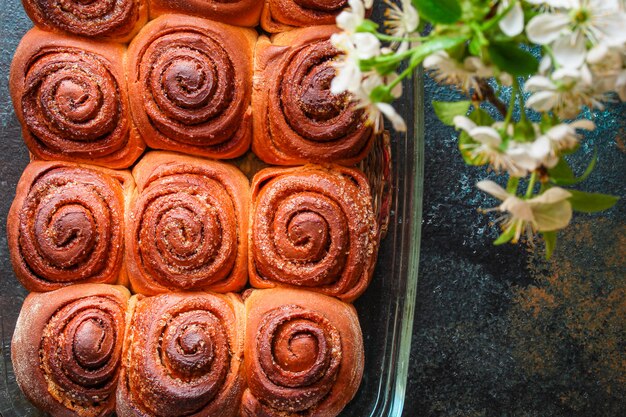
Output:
[
  {"xmin": 9, "ymin": 29, "xmax": 145, "ymax": 169},
  {"xmin": 116, "ymin": 292, "xmax": 245, "ymax": 417},
  {"xmin": 22, "ymin": 0, "xmax": 148, "ymax": 43},
  {"xmin": 248, "ymin": 165, "xmax": 378, "ymax": 302},
  {"xmin": 149, "ymin": 0, "xmax": 263, "ymax": 27},
  {"xmin": 261, "ymin": 0, "xmax": 359, "ymax": 33},
  {"xmin": 11, "ymin": 284, "xmax": 131, "ymax": 417},
  {"xmin": 242, "ymin": 288, "xmax": 364, "ymax": 417},
  {"xmin": 7, "ymin": 160, "xmax": 134, "ymax": 292},
  {"xmin": 126, "ymin": 14, "xmax": 256, "ymax": 159},
  {"xmin": 253, "ymin": 26, "xmax": 374, "ymax": 166},
  {"xmin": 126, "ymin": 151, "xmax": 250, "ymax": 295}
]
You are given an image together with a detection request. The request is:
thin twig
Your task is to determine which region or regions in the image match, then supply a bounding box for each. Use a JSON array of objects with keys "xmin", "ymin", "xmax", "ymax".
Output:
[{"xmin": 473, "ymin": 79, "xmax": 508, "ymax": 117}]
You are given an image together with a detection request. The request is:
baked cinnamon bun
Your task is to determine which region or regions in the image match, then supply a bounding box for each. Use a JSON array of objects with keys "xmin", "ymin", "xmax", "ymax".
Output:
[
  {"xmin": 127, "ymin": 14, "xmax": 255, "ymax": 159},
  {"xmin": 242, "ymin": 288, "xmax": 364, "ymax": 417},
  {"xmin": 126, "ymin": 152, "xmax": 249, "ymax": 295},
  {"xmin": 116, "ymin": 292, "xmax": 245, "ymax": 417},
  {"xmin": 7, "ymin": 161, "xmax": 134, "ymax": 292},
  {"xmin": 149, "ymin": 0, "xmax": 263, "ymax": 27},
  {"xmin": 21, "ymin": 0, "xmax": 148, "ymax": 43},
  {"xmin": 249, "ymin": 165, "xmax": 378, "ymax": 302},
  {"xmin": 9, "ymin": 29, "xmax": 144, "ymax": 169},
  {"xmin": 12, "ymin": 284, "xmax": 130, "ymax": 417},
  {"xmin": 253, "ymin": 26, "xmax": 374, "ymax": 165}
]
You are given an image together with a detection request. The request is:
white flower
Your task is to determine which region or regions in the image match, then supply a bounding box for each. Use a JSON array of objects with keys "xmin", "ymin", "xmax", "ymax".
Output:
[
  {"xmin": 331, "ymin": 32, "xmax": 381, "ymax": 94},
  {"xmin": 586, "ymin": 44, "xmax": 626, "ymax": 95},
  {"xmin": 544, "ymin": 119, "xmax": 595, "ymax": 150},
  {"xmin": 499, "ymin": 0, "xmax": 525, "ymax": 37},
  {"xmin": 353, "ymin": 73, "xmax": 406, "ymax": 132},
  {"xmin": 454, "ymin": 116, "xmax": 530, "ymax": 176},
  {"xmin": 384, "ymin": 0, "xmax": 419, "ymax": 53},
  {"xmin": 477, "ymin": 180, "xmax": 573, "ymax": 243},
  {"xmin": 337, "ymin": 0, "xmax": 369, "ymax": 34},
  {"xmin": 424, "ymin": 51, "xmax": 495, "ymax": 93},
  {"xmin": 525, "ymin": 66, "xmax": 604, "ymax": 118},
  {"xmin": 526, "ymin": 0, "xmax": 626, "ymax": 68}
]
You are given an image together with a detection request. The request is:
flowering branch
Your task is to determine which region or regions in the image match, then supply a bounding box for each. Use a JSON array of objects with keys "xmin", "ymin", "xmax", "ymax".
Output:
[{"xmin": 331, "ymin": 0, "xmax": 624, "ymax": 258}]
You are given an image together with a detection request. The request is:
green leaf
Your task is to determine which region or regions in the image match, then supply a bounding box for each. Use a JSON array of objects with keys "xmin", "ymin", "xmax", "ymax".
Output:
[
  {"xmin": 488, "ymin": 43, "xmax": 539, "ymax": 76},
  {"xmin": 468, "ymin": 107, "xmax": 495, "ymax": 125},
  {"xmin": 370, "ymin": 85, "xmax": 394, "ymax": 103},
  {"xmin": 494, "ymin": 227, "xmax": 516, "ymax": 245},
  {"xmin": 542, "ymin": 231, "xmax": 557, "ymax": 260},
  {"xmin": 568, "ymin": 190, "xmax": 619, "ymax": 213},
  {"xmin": 433, "ymin": 101, "xmax": 471, "ymax": 126},
  {"xmin": 549, "ymin": 151, "xmax": 598, "ymax": 186},
  {"xmin": 409, "ymin": 36, "xmax": 468, "ymax": 67},
  {"xmin": 412, "ymin": 0, "xmax": 462, "ymax": 24},
  {"xmin": 458, "ymin": 131, "xmax": 486, "ymax": 166},
  {"xmin": 548, "ymin": 158, "xmax": 575, "ymax": 182},
  {"xmin": 357, "ymin": 20, "xmax": 379, "ymax": 33}
]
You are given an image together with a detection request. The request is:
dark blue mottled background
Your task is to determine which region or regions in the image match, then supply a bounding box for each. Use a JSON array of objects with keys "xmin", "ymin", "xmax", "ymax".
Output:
[
  {"xmin": 0, "ymin": 1, "xmax": 624, "ymax": 415},
  {"xmin": 402, "ymin": 76, "xmax": 625, "ymax": 416}
]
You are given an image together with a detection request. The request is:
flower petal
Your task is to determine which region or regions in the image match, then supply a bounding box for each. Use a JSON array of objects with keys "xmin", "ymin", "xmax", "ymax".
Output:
[
  {"xmin": 532, "ymin": 199, "xmax": 573, "ymax": 231},
  {"xmin": 453, "ymin": 116, "xmax": 477, "ymax": 133},
  {"xmin": 525, "ymin": 75, "xmax": 555, "ymax": 92},
  {"xmin": 477, "ymin": 180, "xmax": 510, "ymax": 201},
  {"xmin": 526, "ymin": 13, "xmax": 571, "ymax": 45},
  {"xmin": 526, "ymin": 91, "xmax": 558, "ymax": 112},
  {"xmin": 499, "ymin": 2, "xmax": 525, "ymax": 37},
  {"xmin": 531, "ymin": 187, "xmax": 572, "ymax": 204},
  {"xmin": 471, "ymin": 127, "xmax": 502, "ymax": 147},
  {"xmin": 552, "ymin": 31, "xmax": 587, "ymax": 69},
  {"xmin": 570, "ymin": 119, "xmax": 596, "ymax": 130},
  {"xmin": 377, "ymin": 102, "xmax": 407, "ymax": 131}
]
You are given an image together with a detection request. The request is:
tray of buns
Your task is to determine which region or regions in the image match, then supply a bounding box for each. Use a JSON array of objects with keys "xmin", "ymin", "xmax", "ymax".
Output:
[{"xmin": 0, "ymin": 1, "xmax": 423, "ymax": 416}]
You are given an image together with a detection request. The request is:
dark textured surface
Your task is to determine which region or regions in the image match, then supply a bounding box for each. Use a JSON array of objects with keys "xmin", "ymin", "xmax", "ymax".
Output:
[
  {"xmin": 402, "ymin": 77, "xmax": 625, "ymax": 417},
  {"xmin": 1, "ymin": 3, "xmax": 625, "ymax": 417}
]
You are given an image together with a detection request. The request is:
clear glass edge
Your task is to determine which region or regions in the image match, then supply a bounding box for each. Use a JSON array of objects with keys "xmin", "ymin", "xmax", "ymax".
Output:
[{"xmin": 368, "ymin": 69, "xmax": 424, "ymax": 417}]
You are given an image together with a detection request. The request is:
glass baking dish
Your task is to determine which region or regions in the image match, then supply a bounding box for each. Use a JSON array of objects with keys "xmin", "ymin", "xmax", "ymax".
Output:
[{"xmin": 0, "ymin": 3, "xmax": 423, "ymax": 416}]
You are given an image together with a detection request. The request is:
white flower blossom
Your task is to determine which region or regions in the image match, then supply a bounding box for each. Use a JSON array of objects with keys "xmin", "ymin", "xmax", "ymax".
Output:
[
  {"xmin": 526, "ymin": 0, "xmax": 626, "ymax": 68},
  {"xmin": 525, "ymin": 66, "xmax": 605, "ymax": 118},
  {"xmin": 499, "ymin": 0, "xmax": 525, "ymax": 37},
  {"xmin": 331, "ymin": 32, "xmax": 381, "ymax": 94},
  {"xmin": 384, "ymin": 0, "xmax": 419, "ymax": 53},
  {"xmin": 336, "ymin": 0, "xmax": 370, "ymax": 34},
  {"xmin": 586, "ymin": 44, "xmax": 626, "ymax": 97},
  {"xmin": 423, "ymin": 51, "xmax": 496, "ymax": 93},
  {"xmin": 454, "ymin": 116, "xmax": 532, "ymax": 176},
  {"xmin": 353, "ymin": 73, "xmax": 406, "ymax": 132},
  {"xmin": 477, "ymin": 180, "xmax": 573, "ymax": 243}
]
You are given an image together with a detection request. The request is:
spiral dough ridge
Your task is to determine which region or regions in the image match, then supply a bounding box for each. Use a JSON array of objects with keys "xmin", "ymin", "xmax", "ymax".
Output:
[
  {"xmin": 253, "ymin": 27, "xmax": 374, "ymax": 165},
  {"xmin": 127, "ymin": 152, "xmax": 249, "ymax": 295},
  {"xmin": 8, "ymin": 163, "xmax": 127, "ymax": 292},
  {"xmin": 23, "ymin": 0, "xmax": 146, "ymax": 41},
  {"xmin": 128, "ymin": 16, "xmax": 254, "ymax": 159},
  {"xmin": 250, "ymin": 165, "xmax": 378, "ymax": 302},
  {"xmin": 118, "ymin": 293, "xmax": 244, "ymax": 417},
  {"xmin": 41, "ymin": 296, "xmax": 125, "ymax": 411}
]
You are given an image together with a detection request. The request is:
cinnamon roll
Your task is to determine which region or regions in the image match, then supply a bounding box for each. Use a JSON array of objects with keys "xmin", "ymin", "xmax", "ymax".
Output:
[
  {"xmin": 242, "ymin": 288, "xmax": 364, "ymax": 417},
  {"xmin": 22, "ymin": 0, "xmax": 148, "ymax": 43},
  {"xmin": 126, "ymin": 152, "xmax": 250, "ymax": 295},
  {"xmin": 127, "ymin": 14, "xmax": 255, "ymax": 159},
  {"xmin": 9, "ymin": 29, "xmax": 144, "ymax": 169},
  {"xmin": 7, "ymin": 161, "xmax": 134, "ymax": 292},
  {"xmin": 12, "ymin": 284, "xmax": 130, "ymax": 417},
  {"xmin": 249, "ymin": 165, "xmax": 378, "ymax": 302},
  {"xmin": 261, "ymin": 0, "xmax": 372, "ymax": 33},
  {"xmin": 116, "ymin": 292, "xmax": 245, "ymax": 417},
  {"xmin": 253, "ymin": 26, "xmax": 374, "ymax": 166},
  {"xmin": 149, "ymin": 0, "xmax": 263, "ymax": 27}
]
